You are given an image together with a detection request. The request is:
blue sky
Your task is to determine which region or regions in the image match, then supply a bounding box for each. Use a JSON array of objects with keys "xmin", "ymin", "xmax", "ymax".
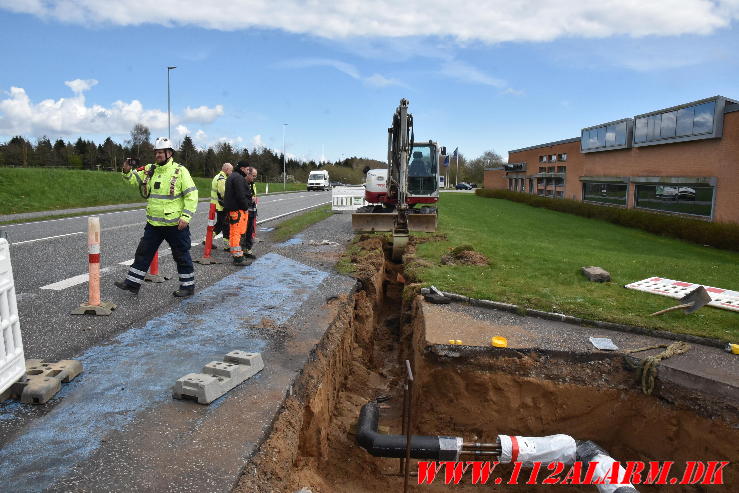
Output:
[{"xmin": 1, "ymin": 1, "xmax": 738, "ymax": 163}]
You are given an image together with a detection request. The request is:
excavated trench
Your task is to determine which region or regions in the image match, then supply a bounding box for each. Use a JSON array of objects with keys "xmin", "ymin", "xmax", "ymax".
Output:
[{"xmin": 234, "ymin": 238, "xmax": 738, "ymax": 493}]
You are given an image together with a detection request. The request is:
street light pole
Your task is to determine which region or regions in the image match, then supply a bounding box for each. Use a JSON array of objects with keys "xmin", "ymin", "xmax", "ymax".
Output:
[
  {"xmin": 167, "ymin": 66, "xmax": 177, "ymax": 140},
  {"xmin": 282, "ymin": 123, "xmax": 288, "ymax": 191}
]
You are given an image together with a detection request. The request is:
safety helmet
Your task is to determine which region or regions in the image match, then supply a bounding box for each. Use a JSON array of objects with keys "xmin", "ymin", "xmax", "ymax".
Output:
[{"xmin": 154, "ymin": 137, "xmax": 177, "ymax": 151}]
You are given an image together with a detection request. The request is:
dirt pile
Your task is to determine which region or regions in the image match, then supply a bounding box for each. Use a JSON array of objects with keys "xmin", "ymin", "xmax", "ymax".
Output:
[{"xmin": 440, "ymin": 244, "xmax": 490, "ymax": 266}]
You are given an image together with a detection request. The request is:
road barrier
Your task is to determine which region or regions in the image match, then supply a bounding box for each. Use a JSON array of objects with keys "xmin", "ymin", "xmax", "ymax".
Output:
[
  {"xmin": 0, "ymin": 238, "xmax": 25, "ymax": 396},
  {"xmin": 332, "ymin": 186, "xmax": 368, "ymax": 212},
  {"xmin": 72, "ymin": 217, "xmax": 116, "ymax": 316},
  {"xmin": 196, "ymin": 203, "xmax": 220, "ymax": 265}
]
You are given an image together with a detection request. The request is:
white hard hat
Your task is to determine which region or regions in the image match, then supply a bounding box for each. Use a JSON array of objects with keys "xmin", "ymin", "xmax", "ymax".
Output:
[{"xmin": 154, "ymin": 137, "xmax": 177, "ymax": 151}]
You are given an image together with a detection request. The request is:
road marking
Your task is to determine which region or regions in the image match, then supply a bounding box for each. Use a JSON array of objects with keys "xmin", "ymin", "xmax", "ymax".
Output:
[
  {"xmin": 256, "ymin": 201, "xmax": 331, "ymax": 224},
  {"xmin": 40, "ymin": 267, "xmax": 113, "ymax": 291},
  {"xmin": 11, "ymin": 231, "xmax": 86, "ymax": 246},
  {"xmin": 10, "ymin": 222, "xmax": 145, "ymax": 246}
]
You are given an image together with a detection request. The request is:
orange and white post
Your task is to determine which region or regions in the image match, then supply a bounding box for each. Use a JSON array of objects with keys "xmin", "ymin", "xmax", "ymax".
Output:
[
  {"xmin": 196, "ymin": 203, "xmax": 220, "ymax": 264},
  {"xmin": 144, "ymin": 250, "xmax": 168, "ymax": 283},
  {"xmin": 72, "ymin": 216, "xmax": 116, "ymax": 316}
]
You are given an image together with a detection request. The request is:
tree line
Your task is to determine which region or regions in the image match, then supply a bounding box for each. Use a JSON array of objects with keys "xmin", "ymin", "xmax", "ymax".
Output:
[{"xmin": 0, "ymin": 123, "xmax": 502, "ymax": 185}]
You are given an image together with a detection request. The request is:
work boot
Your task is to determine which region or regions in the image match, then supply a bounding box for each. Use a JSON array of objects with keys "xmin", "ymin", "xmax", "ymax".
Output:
[
  {"xmin": 173, "ymin": 287, "xmax": 195, "ymax": 297},
  {"xmin": 114, "ymin": 280, "xmax": 140, "ymax": 294},
  {"xmin": 245, "ymin": 251, "xmax": 257, "ymax": 260},
  {"xmin": 233, "ymin": 256, "xmax": 246, "ymax": 266}
]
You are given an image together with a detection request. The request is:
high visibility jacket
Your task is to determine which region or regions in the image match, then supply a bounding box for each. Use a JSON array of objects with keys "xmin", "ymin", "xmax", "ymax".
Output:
[
  {"xmin": 123, "ymin": 158, "xmax": 199, "ymax": 226},
  {"xmin": 211, "ymin": 171, "xmax": 227, "ymax": 211},
  {"xmin": 247, "ymin": 181, "xmax": 257, "ymax": 211}
]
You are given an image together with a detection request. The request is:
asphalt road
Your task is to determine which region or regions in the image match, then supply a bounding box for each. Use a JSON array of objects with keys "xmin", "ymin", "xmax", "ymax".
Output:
[{"xmin": 4, "ymin": 190, "xmax": 331, "ymax": 361}]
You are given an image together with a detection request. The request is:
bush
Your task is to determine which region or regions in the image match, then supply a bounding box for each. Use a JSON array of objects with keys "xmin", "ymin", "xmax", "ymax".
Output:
[{"xmin": 476, "ymin": 189, "xmax": 739, "ymax": 252}]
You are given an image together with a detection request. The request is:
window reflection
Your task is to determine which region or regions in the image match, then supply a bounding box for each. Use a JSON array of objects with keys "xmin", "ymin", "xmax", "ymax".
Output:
[
  {"xmin": 692, "ymin": 102, "xmax": 715, "ymax": 134},
  {"xmin": 676, "ymin": 107, "xmax": 694, "ymax": 136},
  {"xmin": 583, "ymin": 183, "xmax": 627, "ymax": 206},
  {"xmin": 660, "ymin": 111, "xmax": 676, "ymax": 138},
  {"xmin": 635, "ymin": 184, "xmax": 713, "ymax": 217}
]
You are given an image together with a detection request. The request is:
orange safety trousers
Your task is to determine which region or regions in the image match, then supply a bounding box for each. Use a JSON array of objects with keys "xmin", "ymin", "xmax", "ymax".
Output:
[{"xmin": 228, "ymin": 210, "xmax": 249, "ymax": 257}]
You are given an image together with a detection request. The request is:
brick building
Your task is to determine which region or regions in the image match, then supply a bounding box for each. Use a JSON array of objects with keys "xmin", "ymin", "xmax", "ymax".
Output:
[{"xmin": 484, "ymin": 96, "xmax": 739, "ymax": 224}]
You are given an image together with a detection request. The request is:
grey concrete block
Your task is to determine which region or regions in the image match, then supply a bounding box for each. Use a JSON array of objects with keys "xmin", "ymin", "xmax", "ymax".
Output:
[
  {"xmin": 581, "ymin": 266, "xmax": 611, "ymax": 282},
  {"xmin": 173, "ymin": 351, "xmax": 264, "ymax": 404},
  {"xmin": 10, "ymin": 359, "xmax": 83, "ymax": 404}
]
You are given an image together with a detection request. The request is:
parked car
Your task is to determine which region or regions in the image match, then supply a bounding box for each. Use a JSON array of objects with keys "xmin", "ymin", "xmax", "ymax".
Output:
[
  {"xmin": 455, "ymin": 182, "xmax": 473, "ymax": 190},
  {"xmin": 468, "ymin": 183, "xmax": 478, "ymax": 188}
]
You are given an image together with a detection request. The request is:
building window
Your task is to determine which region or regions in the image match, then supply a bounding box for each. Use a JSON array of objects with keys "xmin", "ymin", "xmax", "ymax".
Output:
[
  {"xmin": 635, "ymin": 184, "xmax": 714, "ymax": 217},
  {"xmin": 582, "ymin": 120, "xmax": 629, "ymax": 151},
  {"xmin": 634, "ymin": 100, "xmax": 716, "ymax": 145},
  {"xmin": 528, "ymin": 179, "xmax": 534, "ymax": 193},
  {"xmin": 556, "ymin": 166, "xmax": 567, "ymax": 173},
  {"xmin": 547, "ymin": 166, "xmax": 555, "ymax": 173},
  {"xmin": 582, "ymin": 182, "xmax": 628, "ymax": 206},
  {"xmin": 539, "ymin": 166, "xmax": 546, "ymax": 173}
]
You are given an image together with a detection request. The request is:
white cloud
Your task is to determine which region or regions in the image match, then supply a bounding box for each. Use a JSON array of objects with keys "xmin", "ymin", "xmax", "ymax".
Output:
[
  {"xmin": 183, "ymin": 104, "xmax": 224, "ymax": 123},
  {"xmin": 0, "ymin": 80, "xmax": 225, "ymax": 137},
  {"xmin": 252, "ymin": 134, "xmax": 264, "ymax": 148},
  {"xmin": 364, "ymin": 73, "xmax": 403, "ymax": 88},
  {"xmin": 64, "ymin": 78, "xmax": 98, "ymax": 94},
  {"xmin": 1, "ymin": 1, "xmax": 738, "ymax": 42},
  {"xmin": 175, "ymin": 124, "xmax": 190, "ymax": 136},
  {"xmin": 275, "ymin": 58, "xmax": 405, "ymax": 87}
]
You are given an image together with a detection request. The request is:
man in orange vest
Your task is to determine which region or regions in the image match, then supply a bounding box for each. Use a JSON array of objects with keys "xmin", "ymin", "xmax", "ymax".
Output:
[{"xmin": 223, "ymin": 161, "xmax": 252, "ymax": 265}]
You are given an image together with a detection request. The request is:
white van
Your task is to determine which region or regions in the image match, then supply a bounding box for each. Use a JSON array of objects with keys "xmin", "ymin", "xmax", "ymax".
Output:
[{"xmin": 308, "ymin": 170, "xmax": 330, "ymax": 191}]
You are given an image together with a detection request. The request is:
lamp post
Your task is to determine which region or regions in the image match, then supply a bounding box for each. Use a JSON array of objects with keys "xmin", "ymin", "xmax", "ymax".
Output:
[
  {"xmin": 167, "ymin": 66, "xmax": 176, "ymax": 140},
  {"xmin": 282, "ymin": 123, "xmax": 288, "ymax": 191}
]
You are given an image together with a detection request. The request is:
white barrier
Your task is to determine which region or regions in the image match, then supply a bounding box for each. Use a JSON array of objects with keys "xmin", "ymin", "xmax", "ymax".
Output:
[
  {"xmin": 0, "ymin": 238, "xmax": 24, "ymax": 396},
  {"xmin": 332, "ymin": 186, "xmax": 368, "ymax": 212}
]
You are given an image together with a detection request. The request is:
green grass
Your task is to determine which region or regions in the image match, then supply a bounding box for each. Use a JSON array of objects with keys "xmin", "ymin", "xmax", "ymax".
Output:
[
  {"xmin": 271, "ymin": 204, "xmax": 333, "ymax": 242},
  {"xmin": 410, "ymin": 194, "xmax": 739, "ymax": 341},
  {"xmin": 0, "ymin": 168, "xmax": 305, "ymax": 215}
]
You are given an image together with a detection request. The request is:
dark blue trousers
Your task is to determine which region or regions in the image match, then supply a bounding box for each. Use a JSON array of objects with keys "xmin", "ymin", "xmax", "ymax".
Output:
[{"xmin": 124, "ymin": 223, "xmax": 194, "ymax": 290}]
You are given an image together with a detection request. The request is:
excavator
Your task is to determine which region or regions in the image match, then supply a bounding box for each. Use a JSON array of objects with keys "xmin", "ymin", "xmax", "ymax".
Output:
[{"xmin": 352, "ymin": 99, "xmax": 445, "ymax": 261}]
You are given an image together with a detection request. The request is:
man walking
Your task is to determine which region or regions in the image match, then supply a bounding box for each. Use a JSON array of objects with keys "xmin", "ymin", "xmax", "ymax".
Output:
[
  {"xmin": 114, "ymin": 137, "xmax": 199, "ymax": 297},
  {"xmin": 223, "ymin": 161, "xmax": 251, "ymax": 265},
  {"xmin": 211, "ymin": 162, "xmax": 233, "ymax": 250}
]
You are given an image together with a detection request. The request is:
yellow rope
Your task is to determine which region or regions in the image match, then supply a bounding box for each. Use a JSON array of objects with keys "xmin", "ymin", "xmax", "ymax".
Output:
[{"xmin": 625, "ymin": 342, "xmax": 691, "ymax": 395}]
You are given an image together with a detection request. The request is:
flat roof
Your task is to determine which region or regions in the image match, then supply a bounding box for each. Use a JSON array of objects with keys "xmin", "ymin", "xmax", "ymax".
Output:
[{"xmin": 508, "ymin": 137, "xmax": 580, "ymax": 154}]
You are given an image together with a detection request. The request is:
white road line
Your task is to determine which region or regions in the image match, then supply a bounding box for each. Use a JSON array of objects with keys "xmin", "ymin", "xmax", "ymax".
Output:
[
  {"xmin": 11, "ymin": 231, "xmax": 86, "ymax": 246},
  {"xmin": 40, "ymin": 267, "xmax": 113, "ymax": 291},
  {"xmin": 10, "ymin": 222, "xmax": 144, "ymax": 246},
  {"xmin": 256, "ymin": 201, "xmax": 331, "ymax": 224},
  {"xmin": 34, "ymin": 201, "xmax": 331, "ymax": 291}
]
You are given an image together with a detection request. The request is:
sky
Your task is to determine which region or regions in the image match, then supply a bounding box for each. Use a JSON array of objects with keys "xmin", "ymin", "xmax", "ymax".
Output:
[{"xmin": 1, "ymin": 0, "xmax": 739, "ymax": 163}]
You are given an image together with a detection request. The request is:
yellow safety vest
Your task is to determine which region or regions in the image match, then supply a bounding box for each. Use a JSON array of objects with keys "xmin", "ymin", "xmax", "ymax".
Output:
[
  {"xmin": 123, "ymin": 158, "xmax": 198, "ymax": 226},
  {"xmin": 211, "ymin": 171, "xmax": 227, "ymax": 211}
]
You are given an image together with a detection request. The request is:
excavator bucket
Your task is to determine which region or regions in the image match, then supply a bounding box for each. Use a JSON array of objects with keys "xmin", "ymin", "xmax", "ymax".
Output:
[
  {"xmin": 352, "ymin": 213, "xmax": 396, "ymax": 232},
  {"xmin": 407, "ymin": 213, "xmax": 437, "ymax": 233}
]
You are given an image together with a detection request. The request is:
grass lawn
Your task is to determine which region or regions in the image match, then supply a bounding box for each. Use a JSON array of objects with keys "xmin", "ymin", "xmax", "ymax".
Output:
[
  {"xmin": 271, "ymin": 204, "xmax": 333, "ymax": 242},
  {"xmin": 0, "ymin": 168, "xmax": 305, "ymax": 215},
  {"xmin": 409, "ymin": 194, "xmax": 739, "ymax": 341}
]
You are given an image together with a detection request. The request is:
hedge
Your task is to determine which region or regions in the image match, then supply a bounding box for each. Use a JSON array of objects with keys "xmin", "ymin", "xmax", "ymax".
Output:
[{"xmin": 475, "ymin": 189, "xmax": 739, "ymax": 252}]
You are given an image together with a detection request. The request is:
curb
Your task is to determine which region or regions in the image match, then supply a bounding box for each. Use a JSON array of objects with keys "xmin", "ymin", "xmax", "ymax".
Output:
[{"xmin": 438, "ymin": 291, "xmax": 727, "ymax": 349}]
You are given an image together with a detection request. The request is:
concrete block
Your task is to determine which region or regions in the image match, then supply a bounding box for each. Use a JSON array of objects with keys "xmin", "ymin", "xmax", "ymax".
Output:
[
  {"xmin": 581, "ymin": 266, "xmax": 611, "ymax": 283},
  {"xmin": 10, "ymin": 359, "xmax": 83, "ymax": 404},
  {"xmin": 173, "ymin": 351, "xmax": 264, "ymax": 405},
  {"xmin": 71, "ymin": 301, "xmax": 117, "ymax": 316}
]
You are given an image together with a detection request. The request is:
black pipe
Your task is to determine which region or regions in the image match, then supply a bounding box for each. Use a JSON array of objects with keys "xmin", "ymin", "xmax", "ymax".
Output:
[{"xmin": 356, "ymin": 401, "xmax": 462, "ymax": 461}]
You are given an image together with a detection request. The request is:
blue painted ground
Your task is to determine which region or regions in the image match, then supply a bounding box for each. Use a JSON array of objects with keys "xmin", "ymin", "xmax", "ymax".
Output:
[{"xmin": 0, "ymin": 252, "xmax": 328, "ymax": 492}]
